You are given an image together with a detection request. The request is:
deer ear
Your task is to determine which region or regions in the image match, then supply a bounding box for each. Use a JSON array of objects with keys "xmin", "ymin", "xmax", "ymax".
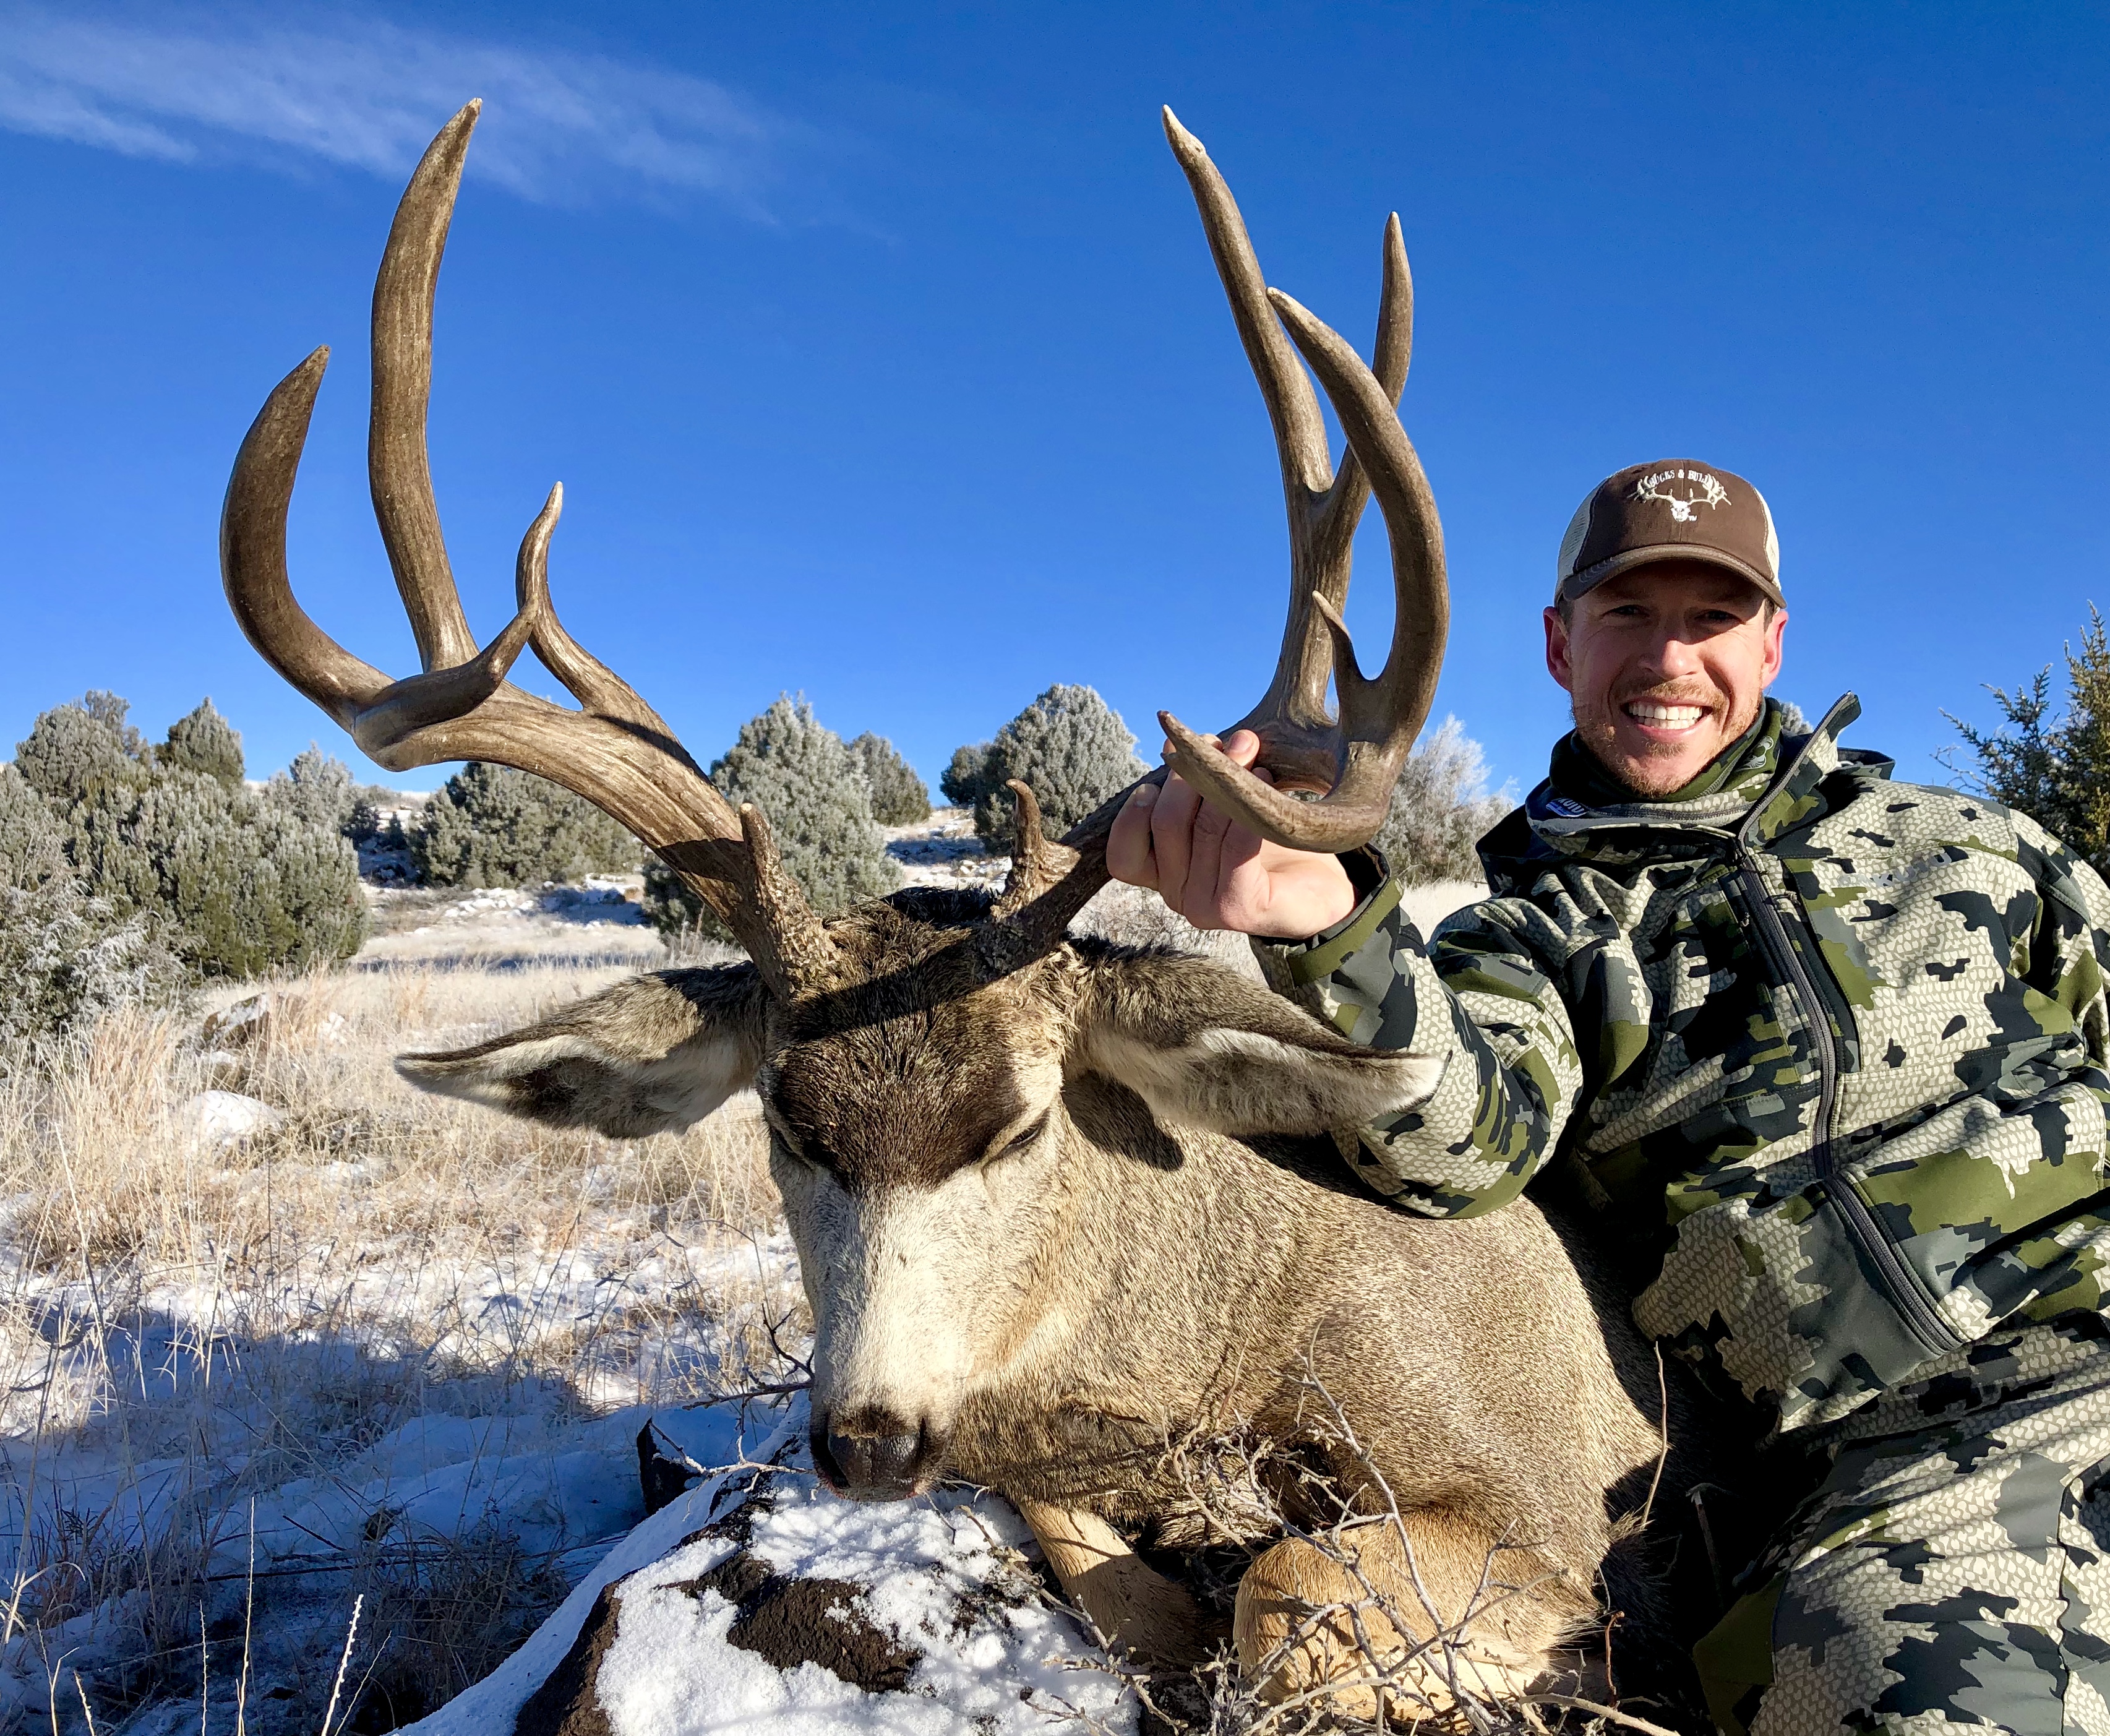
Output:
[
  {"xmin": 1073, "ymin": 952, "xmax": 1444, "ymax": 1137},
  {"xmin": 397, "ymin": 966, "xmax": 768, "ymax": 1138}
]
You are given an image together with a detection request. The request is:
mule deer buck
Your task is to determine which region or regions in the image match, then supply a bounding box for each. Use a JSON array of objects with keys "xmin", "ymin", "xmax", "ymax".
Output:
[{"xmin": 221, "ymin": 101, "xmax": 1681, "ymax": 1712}]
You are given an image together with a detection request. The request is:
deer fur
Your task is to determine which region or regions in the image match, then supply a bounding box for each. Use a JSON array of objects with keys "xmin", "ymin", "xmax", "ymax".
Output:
[{"xmin": 401, "ymin": 886, "xmax": 1674, "ymax": 1699}]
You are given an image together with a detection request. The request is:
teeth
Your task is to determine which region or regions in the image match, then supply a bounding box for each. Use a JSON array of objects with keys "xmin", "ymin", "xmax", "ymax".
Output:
[{"xmin": 1626, "ymin": 702, "xmax": 1704, "ymax": 726}]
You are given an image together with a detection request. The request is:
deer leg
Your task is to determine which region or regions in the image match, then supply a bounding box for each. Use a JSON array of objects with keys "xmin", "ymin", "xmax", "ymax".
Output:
[
  {"xmin": 1232, "ymin": 1508, "xmax": 1584, "ymax": 1719},
  {"xmin": 1011, "ymin": 1496, "xmax": 1209, "ymax": 1665}
]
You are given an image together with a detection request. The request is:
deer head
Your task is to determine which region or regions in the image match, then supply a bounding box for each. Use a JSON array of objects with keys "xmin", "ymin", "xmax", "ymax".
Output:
[{"xmin": 221, "ymin": 102, "xmax": 1449, "ymax": 1498}]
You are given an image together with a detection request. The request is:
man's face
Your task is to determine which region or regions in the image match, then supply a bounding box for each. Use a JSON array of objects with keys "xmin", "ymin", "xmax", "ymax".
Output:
[{"xmin": 1543, "ymin": 561, "xmax": 1786, "ymax": 799}]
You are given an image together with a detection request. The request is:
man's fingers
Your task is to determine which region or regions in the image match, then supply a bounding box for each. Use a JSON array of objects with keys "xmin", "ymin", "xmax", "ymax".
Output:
[
  {"xmin": 1106, "ymin": 783, "xmax": 1160, "ymax": 888},
  {"xmin": 1150, "ymin": 771, "xmax": 1203, "ymax": 911},
  {"xmin": 1183, "ymin": 797, "xmax": 1233, "ymax": 929}
]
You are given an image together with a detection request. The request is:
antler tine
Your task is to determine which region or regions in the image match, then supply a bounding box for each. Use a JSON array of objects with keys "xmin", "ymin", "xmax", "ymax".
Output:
[
  {"xmin": 372, "ymin": 100, "xmax": 481, "ymax": 671},
  {"xmin": 222, "ymin": 346, "xmax": 397, "ymax": 726},
  {"xmin": 992, "ymin": 781, "xmax": 1081, "ymax": 920},
  {"xmin": 221, "ymin": 102, "xmax": 841, "ymax": 1003},
  {"xmin": 1161, "ymin": 108, "xmax": 1331, "ymax": 498}
]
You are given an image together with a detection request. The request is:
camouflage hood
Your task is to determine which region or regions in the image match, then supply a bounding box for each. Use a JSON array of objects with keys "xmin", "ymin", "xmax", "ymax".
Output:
[{"xmin": 1267, "ymin": 694, "xmax": 2110, "ymax": 1435}]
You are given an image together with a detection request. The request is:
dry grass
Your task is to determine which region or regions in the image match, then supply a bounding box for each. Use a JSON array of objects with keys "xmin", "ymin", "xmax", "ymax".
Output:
[{"xmin": 0, "ymin": 947, "xmax": 794, "ymax": 1734}]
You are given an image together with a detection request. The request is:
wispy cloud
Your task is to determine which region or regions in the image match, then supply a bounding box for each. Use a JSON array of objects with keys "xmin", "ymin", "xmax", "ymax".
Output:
[{"xmin": 0, "ymin": 5, "xmax": 802, "ymax": 209}]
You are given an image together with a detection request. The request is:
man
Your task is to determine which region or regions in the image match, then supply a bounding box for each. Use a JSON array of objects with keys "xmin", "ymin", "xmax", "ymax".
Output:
[{"xmin": 1109, "ymin": 459, "xmax": 2110, "ymax": 1735}]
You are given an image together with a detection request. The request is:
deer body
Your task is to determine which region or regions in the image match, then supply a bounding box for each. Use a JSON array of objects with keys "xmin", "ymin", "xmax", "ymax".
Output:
[
  {"xmin": 403, "ymin": 895, "xmax": 1667, "ymax": 1689},
  {"xmin": 218, "ymin": 100, "xmax": 1686, "ymax": 1707}
]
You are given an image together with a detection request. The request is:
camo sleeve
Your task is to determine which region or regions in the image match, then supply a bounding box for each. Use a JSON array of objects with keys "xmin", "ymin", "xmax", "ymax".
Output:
[{"xmin": 1260, "ymin": 876, "xmax": 1585, "ymax": 1218}]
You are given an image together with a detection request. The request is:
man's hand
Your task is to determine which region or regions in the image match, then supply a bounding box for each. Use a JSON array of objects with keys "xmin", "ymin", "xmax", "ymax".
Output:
[{"xmin": 1106, "ymin": 729, "xmax": 1358, "ymax": 939}]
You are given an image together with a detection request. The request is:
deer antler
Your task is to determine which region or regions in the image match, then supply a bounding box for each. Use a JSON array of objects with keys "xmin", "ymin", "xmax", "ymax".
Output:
[
  {"xmin": 985, "ymin": 111, "xmax": 1449, "ymax": 964},
  {"xmin": 219, "ymin": 101, "xmax": 836, "ymax": 1000},
  {"xmin": 1150, "ymin": 106, "xmax": 1447, "ymax": 856}
]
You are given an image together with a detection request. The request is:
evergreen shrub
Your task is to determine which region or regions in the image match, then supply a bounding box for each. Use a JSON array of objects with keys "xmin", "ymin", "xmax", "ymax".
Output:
[
  {"xmin": 14, "ymin": 695, "xmax": 145, "ymax": 806},
  {"xmin": 940, "ymin": 742, "xmax": 995, "ymax": 810},
  {"xmin": 847, "ymin": 733, "xmax": 932, "ymax": 825},
  {"xmin": 410, "ymin": 763, "xmax": 641, "ymax": 889},
  {"xmin": 971, "ymin": 684, "xmax": 1147, "ymax": 853},
  {"xmin": 14, "ymin": 694, "xmax": 367, "ymax": 983},
  {"xmin": 0, "ymin": 765, "xmax": 182, "ymax": 1046},
  {"xmin": 160, "ymin": 699, "xmax": 244, "ymax": 784},
  {"xmin": 644, "ymin": 698, "xmax": 899, "ymax": 940},
  {"xmin": 1944, "ymin": 606, "xmax": 2110, "ymax": 877},
  {"xmin": 268, "ymin": 746, "xmax": 358, "ymax": 835},
  {"xmin": 70, "ymin": 768, "xmax": 368, "ymax": 978}
]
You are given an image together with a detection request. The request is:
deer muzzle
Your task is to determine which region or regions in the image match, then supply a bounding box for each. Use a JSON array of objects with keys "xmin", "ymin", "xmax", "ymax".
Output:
[{"xmin": 812, "ymin": 1404, "xmax": 948, "ymax": 1502}]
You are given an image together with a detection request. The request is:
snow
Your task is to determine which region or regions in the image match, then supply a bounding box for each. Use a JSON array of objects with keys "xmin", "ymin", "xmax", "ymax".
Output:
[{"xmin": 404, "ymin": 1397, "xmax": 1136, "ymax": 1736}]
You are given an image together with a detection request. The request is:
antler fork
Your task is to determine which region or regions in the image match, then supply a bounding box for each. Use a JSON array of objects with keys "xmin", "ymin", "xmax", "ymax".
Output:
[{"xmin": 219, "ymin": 101, "xmax": 835, "ymax": 999}]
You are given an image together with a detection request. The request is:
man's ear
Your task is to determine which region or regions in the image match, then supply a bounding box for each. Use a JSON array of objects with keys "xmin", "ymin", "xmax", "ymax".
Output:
[
  {"xmin": 397, "ymin": 966, "xmax": 768, "ymax": 1138},
  {"xmin": 1073, "ymin": 952, "xmax": 1444, "ymax": 1137}
]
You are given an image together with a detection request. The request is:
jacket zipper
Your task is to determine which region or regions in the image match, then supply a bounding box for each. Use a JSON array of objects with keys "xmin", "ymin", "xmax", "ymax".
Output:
[{"xmin": 1735, "ymin": 850, "xmax": 1958, "ymax": 1359}]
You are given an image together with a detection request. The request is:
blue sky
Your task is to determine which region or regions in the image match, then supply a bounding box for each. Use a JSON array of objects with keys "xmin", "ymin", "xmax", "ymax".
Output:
[{"xmin": 3, "ymin": 2, "xmax": 2106, "ymax": 800}]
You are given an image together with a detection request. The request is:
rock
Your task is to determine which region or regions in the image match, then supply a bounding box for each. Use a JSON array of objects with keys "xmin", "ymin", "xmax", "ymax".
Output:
[{"xmin": 512, "ymin": 1467, "xmax": 1131, "ymax": 1735}]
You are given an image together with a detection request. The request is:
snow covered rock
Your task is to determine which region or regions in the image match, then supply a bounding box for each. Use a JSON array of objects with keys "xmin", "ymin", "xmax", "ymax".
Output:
[
  {"xmin": 174, "ymin": 1089, "xmax": 285, "ymax": 1149},
  {"xmin": 408, "ymin": 1398, "xmax": 1137, "ymax": 1736},
  {"xmin": 202, "ymin": 989, "xmax": 280, "ymax": 1046}
]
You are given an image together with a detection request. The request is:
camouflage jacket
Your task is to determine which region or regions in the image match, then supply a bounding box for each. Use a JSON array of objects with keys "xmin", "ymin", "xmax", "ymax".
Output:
[{"xmin": 1263, "ymin": 696, "xmax": 2110, "ymax": 1433}]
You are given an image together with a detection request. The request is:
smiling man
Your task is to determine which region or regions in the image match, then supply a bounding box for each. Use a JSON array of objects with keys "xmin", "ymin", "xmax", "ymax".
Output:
[{"xmin": 1111, "ymin": 460, "xmax": 2110, "ymax": 1735}]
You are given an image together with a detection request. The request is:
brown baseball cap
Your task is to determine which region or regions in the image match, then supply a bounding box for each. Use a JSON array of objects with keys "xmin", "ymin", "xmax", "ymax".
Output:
[{"xmin": 1555, "ymin": 459, "xmax": 1783, "ymax": 606}]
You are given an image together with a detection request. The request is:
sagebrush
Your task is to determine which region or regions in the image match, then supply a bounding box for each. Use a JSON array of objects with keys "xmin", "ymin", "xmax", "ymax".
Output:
[{"xmin": 1375, "ymin": 717, "xmax": 1512, "ymax": 888}]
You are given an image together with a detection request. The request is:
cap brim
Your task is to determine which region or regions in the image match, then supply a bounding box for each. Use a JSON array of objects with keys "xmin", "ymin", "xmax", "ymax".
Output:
[{"xmin": 1559, "ymin": 544, "xmax": 1784, "ymax": 608}]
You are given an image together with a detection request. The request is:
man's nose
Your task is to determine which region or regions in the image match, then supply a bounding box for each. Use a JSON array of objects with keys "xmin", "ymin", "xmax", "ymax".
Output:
[{"xmin": 1643, "ymin": 630, "xmax": 1705, "ymax": 679}]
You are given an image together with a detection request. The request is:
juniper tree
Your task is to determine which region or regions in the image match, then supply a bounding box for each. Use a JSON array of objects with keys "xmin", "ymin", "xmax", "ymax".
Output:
[
  {"xmin": 410, "ymin": 762, "xmax": 642, "ymax": 889},
  {"xmin": 972, "ymin": 684, "xmax": 1147, "ymax": 853},
  {"xmin": 1943, "ymin": 606, "xmax": 2110, "ymax": 876},
  {"xmin": 268, "ymin": 746, "xmax": 359, "ymax": 835},
  {"xmin": 847, "ymin": 732, "xmax": 932, "ymax": 825},
  {"xmin": 160, "ymin": 699, "xmax": 245, "ymax": 785},
  {"xmin": 644, "ymin": 698, "xmax": 898, "ymax": 940},
  {"xmin": 14, "ymin": 697, "xmax": 145, "ymax": 806},
  {"xmin": 69, "ymin": 768, "xmax": 368, "ymax": 978},
  {"xmin": 941, "ymin": 742, "xmax": 996, "ymax": 810},
  {"xmin": 0, "ymin": 764, "xmax": 184, "ymax": 1045}
]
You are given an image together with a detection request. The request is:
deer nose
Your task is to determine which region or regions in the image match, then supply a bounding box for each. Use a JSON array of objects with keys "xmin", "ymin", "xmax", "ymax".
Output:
[{"xmin": 814, "ymin": 1407, "xmax": 936, "ymax": 1501}]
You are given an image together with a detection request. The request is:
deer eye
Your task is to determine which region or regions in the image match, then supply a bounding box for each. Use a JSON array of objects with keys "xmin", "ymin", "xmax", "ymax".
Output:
[
  {"xmin": 985, "ymin": 1112, "xmax": 1050, "ymax": 1166},
  {"xmin": 762, "ymin": 1107, "xmax": 828, "ymax": 1171}
]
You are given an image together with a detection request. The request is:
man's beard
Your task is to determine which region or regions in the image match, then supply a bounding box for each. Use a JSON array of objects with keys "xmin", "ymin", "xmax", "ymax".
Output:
[{"xmin": 1571, "ymin": 687, "xmax": 1762, "ymax": 799}]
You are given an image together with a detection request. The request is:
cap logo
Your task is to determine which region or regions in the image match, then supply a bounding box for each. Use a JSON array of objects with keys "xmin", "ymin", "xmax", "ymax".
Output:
[{"xmin": 1634, "ymin": 468, "xmax": 1729, "ymax": 523}]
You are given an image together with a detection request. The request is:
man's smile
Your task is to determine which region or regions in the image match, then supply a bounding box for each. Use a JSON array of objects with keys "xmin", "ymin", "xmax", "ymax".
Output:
[{"xmin": 1621, "ymin": 697, "xmax": 1711, "ymax": 738}]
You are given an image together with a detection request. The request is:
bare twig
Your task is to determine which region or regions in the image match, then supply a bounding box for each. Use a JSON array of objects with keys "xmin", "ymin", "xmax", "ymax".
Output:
[{"xmin": 318, "ymin": 1594, "xmax": 362, "ymax": 1736}]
